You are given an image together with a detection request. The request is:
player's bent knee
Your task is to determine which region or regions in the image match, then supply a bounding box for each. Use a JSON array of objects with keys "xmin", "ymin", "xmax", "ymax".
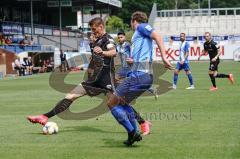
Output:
[
  {"xmin": 213, "ymin": 71, "xmax": 218, "ymax": 77},
  {"xmin": 174, "ymin": 70, "xmax": 179, "ymax": 74},
  {"xmin": 208, "ymin": 71, "xmax": 214, "ymax": 75},
  {"xmin": 107, "ymin": 94, "xmax": 120, "ymax": 109},
  {"xmin": 65, "ymin": 93, "xmax": 79, "ymax": 101},
  {"xmin": 65, "ymin": 84, "xmax": 86, "ymax": 101}
]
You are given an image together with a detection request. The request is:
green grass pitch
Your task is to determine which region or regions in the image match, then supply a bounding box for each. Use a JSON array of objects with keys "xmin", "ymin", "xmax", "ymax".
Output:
[{"xmin": 0, "ymin": 61, "xmax": 239, "ymax": 159}]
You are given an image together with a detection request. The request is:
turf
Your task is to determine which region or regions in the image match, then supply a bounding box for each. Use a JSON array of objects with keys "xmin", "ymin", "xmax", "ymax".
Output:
[{"xmin": 0, "ymin": 61, "xmax": 239, "ymax": 159}]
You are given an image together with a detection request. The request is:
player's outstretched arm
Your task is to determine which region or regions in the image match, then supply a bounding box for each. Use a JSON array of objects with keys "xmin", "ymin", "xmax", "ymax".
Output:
[{"xmin": 151, "ymin": 31, "xmax": 174, "ymax": 70}]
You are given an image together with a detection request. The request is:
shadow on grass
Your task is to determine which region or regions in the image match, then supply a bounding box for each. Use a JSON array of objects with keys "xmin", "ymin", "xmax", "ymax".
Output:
[
  {"xmin": 100, "ymin": 138, "xmax": 141, "ymax": 148},
  {"xmin": 60, "ymin": 126, "xmax": 125, "ymax": 134}
]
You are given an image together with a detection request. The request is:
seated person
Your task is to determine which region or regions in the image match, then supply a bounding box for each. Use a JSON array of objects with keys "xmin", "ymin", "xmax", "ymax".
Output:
[
  {"xmin": 19, "ymin": 34, "xmax": 31, "ymax": 48},
  {"xmin": 5, "ymin": 37, "xmax": 12, "ymax": 45},
  {"xmin": 46, "ymin": 59, "xmax": 53, "ymax": 72},
  {"xmin": 23, "ymin": 57, "xmax": 33, "ymax": 75},
  {"xmin": 14, "ymin": 57, "xmax": 25, "ymax": 76},
  {"xmin": 39, "ymin": 59, "xmax": 47, "ymax": 73}
]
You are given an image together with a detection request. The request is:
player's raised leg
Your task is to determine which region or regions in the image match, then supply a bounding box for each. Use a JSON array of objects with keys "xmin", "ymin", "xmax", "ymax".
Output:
[
  {"xmin": 216, "ymin": 73, "xmax": 234, "ymax": 84},
  {"xmin": 27, "ymin": 84, "xmax": 87, "ymax": 125}
]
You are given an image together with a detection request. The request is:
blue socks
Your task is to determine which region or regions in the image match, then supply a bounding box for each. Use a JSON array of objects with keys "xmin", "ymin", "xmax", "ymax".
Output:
[
  {"xmin": 173, "ymin": 72, "xmax": 194, "ymax": 86},
  {"xmin": 111, "ymin": 105, "xmax": 134, "ymax": 133},
  {"xmin": 187, "ymin": 73, "xmax": 194, "ymax": 85},
  {"xmin": 173, "ymin": 73, "xmax": 178, "ymax": 85},
  {"xmin": 122, "ymin": 105, "xmax": 138, "ymax": 132}
]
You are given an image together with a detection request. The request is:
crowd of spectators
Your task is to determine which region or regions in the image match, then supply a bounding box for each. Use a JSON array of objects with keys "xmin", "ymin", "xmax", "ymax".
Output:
[
  {"xmin": 0, "ymin": 33, "xmax": 34, "ymax": 46},
  {"xmin": 13, "ymin": 56, "xmax": 33, "ymax": 76},
  {"xmin": 12, "ymin": 56, "xmax": 54, "ymax": 76}
]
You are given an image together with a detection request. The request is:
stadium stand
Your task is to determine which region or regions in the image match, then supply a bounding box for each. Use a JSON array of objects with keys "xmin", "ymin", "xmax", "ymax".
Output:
[
  {"xmin": 150, "ymin": 7, "xmax": 240, "ymax": 36},
  {"xmin": 0, "ymin": 0, "xmax": 122, "ymax": 77}
]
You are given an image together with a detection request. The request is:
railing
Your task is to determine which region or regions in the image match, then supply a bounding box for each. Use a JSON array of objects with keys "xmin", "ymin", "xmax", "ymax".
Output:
[
  {"xmin": 37, "ymin": 35, "xmax": 77, "ymax": 51},
  {"xmin": 0, "ymin": 44, "xmax": 55, "ymax": 54},
  {"xmin": 0, "ymin": 21, "xmax": 83, "ymax": 37},
  {"xmin": 157, "ymin": 8, "xmax": 240, "ymax": 17}
]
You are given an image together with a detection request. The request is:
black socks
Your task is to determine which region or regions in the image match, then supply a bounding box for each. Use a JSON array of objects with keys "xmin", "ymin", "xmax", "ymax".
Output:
[
  {"xmin": 216, "ymin": 74, "xmax": 229, "ymax": 78},
  {"xmin": 132, "ymin": 107, "xmax": 145, "ymax": 124},
  {"xmin": 44, "ymin": 98, "xmax": 73, "ymax": 118},
  {"xmin": 209, "ymin": 74, "xmax": 216, "ymax": 87}
]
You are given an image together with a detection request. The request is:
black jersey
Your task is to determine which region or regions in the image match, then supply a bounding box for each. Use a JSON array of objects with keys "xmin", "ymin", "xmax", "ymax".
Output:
[
  {"xmin": 82, "ymin": 33, "xmax": 116, "ymax": 96},
  {"xmin": 87, "ymin": 33, "xmax": 115, "ymax": 82},
  {"xmin": 203, "ymin": 40, "xmax": 220, "ymax": 60}
]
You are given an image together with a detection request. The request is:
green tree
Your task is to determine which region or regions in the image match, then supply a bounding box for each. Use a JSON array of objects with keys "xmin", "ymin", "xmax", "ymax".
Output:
[
  {"xmin": 115, "ymin": 0, "xmax": 154, "ymax": 24},
  {"xmin": 106, "ymin": 16, "xmax": 127, "ymax": 33}
]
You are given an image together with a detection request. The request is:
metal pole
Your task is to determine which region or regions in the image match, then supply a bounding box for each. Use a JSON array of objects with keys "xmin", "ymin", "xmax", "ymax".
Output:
[
  {"xmin": 175, "ymin": 0, "xmax": 178, "ymax": 10},
  {"xmin": 208, "ymin": 0, "xmax": 211, "ymax": 15},
  {"xmin": 59, "ymin": 0, "xmax": 62, "ymax": 50},
  {"xmin": 81, "ymin": 5, "xmax": 84, "ymax": 32},
  {"xmin": 198, "ymin": 0, "xmax": 200, "ymax": 9},
  {"xmin": 30, "ymin": 0, "xmax": 34, "ymax": 38}
]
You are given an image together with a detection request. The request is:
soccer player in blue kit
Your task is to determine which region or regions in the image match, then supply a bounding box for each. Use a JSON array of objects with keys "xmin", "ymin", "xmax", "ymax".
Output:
[
  {"xmin": 116, "ymin": 31, "xmax": 152, "ymax": 136},
  {"xmin": 107, "ymin": 11, "xmax": 174, "ymax": 146},
  {"xmin": 172, "ymin": 33, "xmax": 195, "ymax": 90}
]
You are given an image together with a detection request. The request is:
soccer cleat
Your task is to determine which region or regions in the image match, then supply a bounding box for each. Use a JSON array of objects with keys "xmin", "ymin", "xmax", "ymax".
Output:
[
  {"xmin": 172, "ymin": 84, "xmax": 177, "ymax": 90},
  {"xmin": 123, "ymin": 131, "xmax": 142, "ymax": 146},
  {"xmin": 209, "ymin": 86, "xmax": 218, "ymax": 91},
  {"xmin": 27, "ymin": 114, "xmax": 48, "ymax": 125},
  {"xmin": 140, "ymin": 120, "xmax": 152, "ymax": 136},
  {"xmin": 228, "ymin": 74, "xmax": 234, "ymax": 84},
  {"xmin": 186, "ymin": 85, "xmax": 195, "ymax": 90}
]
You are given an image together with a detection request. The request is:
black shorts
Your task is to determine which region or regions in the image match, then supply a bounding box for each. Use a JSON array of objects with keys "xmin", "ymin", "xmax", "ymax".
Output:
[
  {"xmin": 82, "ymin": 68, "xmax": 113, "ymax": 96},
  {"xmin": 209, "ymin": 60, "xmax": 220, "ymax": 71}
]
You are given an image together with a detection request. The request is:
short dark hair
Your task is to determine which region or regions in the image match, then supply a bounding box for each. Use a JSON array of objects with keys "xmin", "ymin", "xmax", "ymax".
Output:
[
  {"xmin": 180, "ymin": 32, "xmax": 186, "ymax": 36},
  {"xmin": 131, "ymin": 11, "xmax": 148, "ymax": 23},
  {"xmin": 205, "ymin": 32, "xmax": 211, "ymax": 36},
  {"xmin": 88, "ymin": 17, "xmax": 104, "ymax": 27},
  {"xmin": 117, "ymin": 31, "xmax": 125, "ymax": 36}
]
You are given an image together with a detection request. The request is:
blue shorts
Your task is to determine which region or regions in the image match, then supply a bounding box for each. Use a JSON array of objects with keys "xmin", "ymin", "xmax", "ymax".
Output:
[
  {"xmin": 117, "ymin": 67, "xmax": 131, "ymax": 78},
  {"xmin": 115, "ymin": 71, "xmax": 153, "ymax": 104},
  {"xmin": 176, "ymin": 62, "xmax": 190, "ymax": 71}
]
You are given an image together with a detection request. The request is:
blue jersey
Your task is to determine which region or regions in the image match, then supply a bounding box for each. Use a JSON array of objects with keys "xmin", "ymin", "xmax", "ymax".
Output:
[
  {"xmin": 179, "ymin": 41, "xmax": 190, "ymax": 63},
  {"xmin": 116, "ymin": 41, "xmax": 131, "ymax": 69},
  {"xmin": 131, "ymin": 23, "xmax": 154, "ymax": 73}
]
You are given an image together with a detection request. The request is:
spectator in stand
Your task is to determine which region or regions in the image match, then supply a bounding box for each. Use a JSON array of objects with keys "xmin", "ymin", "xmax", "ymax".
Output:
[
  {"xmin": 19, "ymin": 34, "xmax": 31, "ymax": 47},
  {"xmin": 60, "ymin": 50, "xmax": 67, "ymax": 72},
  {"xmin": 5, "ymin": 36, "xmax": 12, "ymax": 45},
  {"xmin": 30, "ymin": 37, "xmax": 34, "ymax": 45},
  {"xmin": 14, "ymin": 57, "xmax": 25, "ymax": 76},
  {"xmin": 0, "ymin": 33, "xmax": 5, "ymax": 45}
]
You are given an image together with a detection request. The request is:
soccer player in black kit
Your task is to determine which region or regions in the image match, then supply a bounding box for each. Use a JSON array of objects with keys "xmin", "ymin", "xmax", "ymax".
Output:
[
  {"xmin": 27, "ymin": 17, "xmax": 149, "ymax": 138},
  {"xmin": 27, "ymin": 17, "xmax": 117, "ymax": 125},
  {"xmin": 198, "ymin": 32, "xmax": 234, "ymax": 91}
]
